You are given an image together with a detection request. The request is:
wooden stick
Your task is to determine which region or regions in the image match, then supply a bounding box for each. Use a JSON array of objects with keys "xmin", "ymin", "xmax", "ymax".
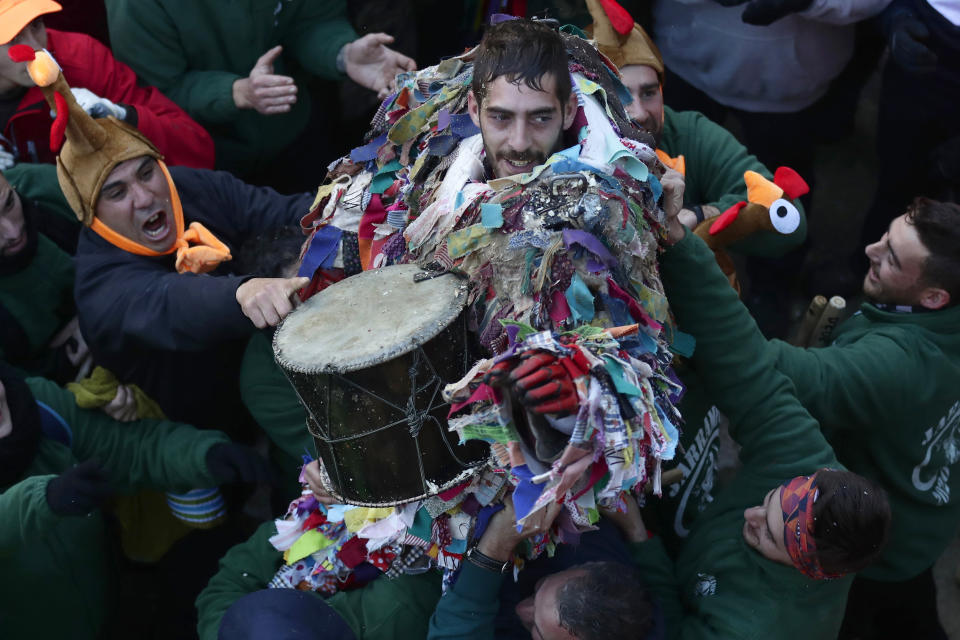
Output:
[
  {"xmin": 809, "ymin": 296, "xmax": 846, "ymax": 348},
  {"xmin": 791, "ymin": 295, "xmax": 827, "ymax": 347}
]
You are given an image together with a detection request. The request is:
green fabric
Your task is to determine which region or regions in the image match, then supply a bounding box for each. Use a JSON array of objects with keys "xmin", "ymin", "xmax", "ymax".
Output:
[
  {"xmin": 0, "ymin": 234, "xmax": 75, "ymax": 375},
  {"xmin": 240, "ymin": 332, "xmax": 312, "ymax": 466},
  {"xmin": 427, "ymin": 561, "xmax": 504, "ymax": 640},
  {"xmin": 67, "ymin": 365, "xmax": 166, "ymax": 419},
  {"xmin": 104, "ymin": 0, "xmax": 358, "ymax": 177},
  {"xmin": 636, "ymin": 229, "xmax": 851, "ymax": 639},
  {"xmin": 651, "ymin": 107, "xmax": 808, "ymax": 552},
  {"xmin": 196, "ymin": 520, "xmax": 443, "ymax": 640},
  {"xmin": 767, "ymin": 302, "xmax": 960, "ymax": 581},
  {"xmin": 0, "ymin": 377, "xmax": 229, "ymax": 639},
  {"xmin": 4, "ymin": 163, "xmax": 76, "ymax": 223},
  {"xmin": 659, "ymin": 106, "xmax": 807, "ymax": 258}
]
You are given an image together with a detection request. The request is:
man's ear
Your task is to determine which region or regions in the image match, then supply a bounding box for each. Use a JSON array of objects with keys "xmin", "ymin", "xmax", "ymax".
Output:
[
  {"xmin": 562, "ymin": 89, "xmax": 578, "ymax": 130},
  {"xmin": 468, "ymin": 90, "xmax": 481, "ymax": 128},
  {"xmin": 919, "ymin": 286, "xmax": 950, "ymax": 310}
]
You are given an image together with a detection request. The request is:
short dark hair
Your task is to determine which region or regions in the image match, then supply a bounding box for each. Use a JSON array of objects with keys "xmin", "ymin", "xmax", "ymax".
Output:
[
  {"xmin": 471, "ymin": 19, "xmax": 572, "ymax": 109},
  {"xmin": 904, "ymin": 197, "xmax": 960, "ymax": 306},
  {"xmin": 555, "ymin": 561, "xmax": 659, "ymax": 640},
  {"xmin": 811, "ymin": 469, "xmax": 891, "ymax": 576}
]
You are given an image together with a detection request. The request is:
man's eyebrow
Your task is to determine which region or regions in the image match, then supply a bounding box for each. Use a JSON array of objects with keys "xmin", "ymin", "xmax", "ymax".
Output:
[
  {"xmin": 101, "ymin": 158, "xmax": 153, "ymax": 195},
  {"xmin": 638, "ymin": 83, "xmax": 659, "ymax": 92}
]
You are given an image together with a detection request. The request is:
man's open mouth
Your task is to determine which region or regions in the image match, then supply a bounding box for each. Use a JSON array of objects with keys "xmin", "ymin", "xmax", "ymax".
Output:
[{"xmin": 142, "ymin": 210, "xmax": 169, "ymax": 240}]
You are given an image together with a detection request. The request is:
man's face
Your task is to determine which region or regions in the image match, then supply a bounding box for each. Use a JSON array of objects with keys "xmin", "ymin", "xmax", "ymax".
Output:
[
  {"xmin": 863, "ymin": 214, "xmax": 931, "ymax": 306},
  {"xmin": 515, "ymin": 568, "xmax": 582, "ymax": 640},
  {"xmin": 0, "ymin": 18, "xmax": 47, "ymax": 93},
  {"xmin": 468, "ymin": 74, "xmax": 577, "ymax": 179},
  {"xmin": 96, "ymin": 157, "xmax": 176, "ymax": 252},
  {"xmin": 0, "ymin": 173, "xmax": 26, "ymax": 257},
  {"xmin": 0, "ymin": 381, "xmax": 11, "ymax": 439},
  {"xmin": 742, "ymin": 486, "xmax": 792, "ymax": 566},
  {"xmin": 619, "ymin": 65, "xmax": 664, "ymax": 146}
]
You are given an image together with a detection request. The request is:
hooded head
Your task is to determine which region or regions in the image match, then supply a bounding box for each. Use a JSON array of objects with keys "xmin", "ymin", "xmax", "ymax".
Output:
[
  {"xmin": 6, "ymin": 44, "xmax": 162, "ymax": 226},
  {"xmin": 584, "ymin": 0, "xmax": 663, "ymax": 81}
]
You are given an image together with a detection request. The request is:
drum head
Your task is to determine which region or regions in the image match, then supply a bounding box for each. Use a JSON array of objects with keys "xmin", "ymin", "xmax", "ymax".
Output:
[{"xmin": 274, "ymin": 264, "xmax": 469, "ymax": 374}]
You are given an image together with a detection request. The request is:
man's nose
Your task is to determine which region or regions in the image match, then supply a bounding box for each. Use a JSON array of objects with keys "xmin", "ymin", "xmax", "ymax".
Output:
[
  {"xmin": 131, "ymin": 182, "xmax": 153, "ymax": 209},
  {"xmin": 0, "ymin": 216, "xmax": 17, "ymax": 241},
  {"xmin": 864, "ymin": 240, "xmax": 880, "ymax": 261},
  {"xmin": 628, "ymin": 95, "xmax": 648, "ymax": 123},
  {"xmin": 507, "ymin": 119, "xmax": 532, "ymax": 151}
]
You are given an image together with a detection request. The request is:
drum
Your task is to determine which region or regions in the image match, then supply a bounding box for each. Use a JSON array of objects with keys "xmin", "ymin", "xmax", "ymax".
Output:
[{"xmin": 273, "ymin": 264, "xmax": 490, "ymax": 506}]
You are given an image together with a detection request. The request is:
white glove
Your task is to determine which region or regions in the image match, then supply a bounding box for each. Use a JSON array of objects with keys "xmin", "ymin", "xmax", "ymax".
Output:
[
  {"xmin": 0, "ymin": 149, "xmax": 14, "ymax": 171},
  {"xmin": 53, "ymin": 88, "xmax": 128, "ymax": 120}
]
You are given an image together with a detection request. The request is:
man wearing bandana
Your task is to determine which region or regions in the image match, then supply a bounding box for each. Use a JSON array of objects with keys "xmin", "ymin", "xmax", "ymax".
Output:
[
  {"xmin": 602, "ymin": 195, "xmax": 893, "ymax": 639},
  {"xmin": 9, "ymin": 46, "xmax": 315, "ymax": 429},
  {"xmin": 0, "ymin": 362, "xmax": 273, "ymax": 639}
]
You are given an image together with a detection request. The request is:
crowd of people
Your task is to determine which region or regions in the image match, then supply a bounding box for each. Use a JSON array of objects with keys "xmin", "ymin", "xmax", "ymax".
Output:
[{"xmin": 1, "ymin": 0, "xmax": 959, "ymax": 639}]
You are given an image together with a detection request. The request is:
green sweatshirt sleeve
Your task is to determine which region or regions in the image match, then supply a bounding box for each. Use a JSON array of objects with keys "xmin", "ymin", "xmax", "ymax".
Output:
[
  {"xmin": 662, "ymin": 108, "xmax": 807, "ymax": 258},
  {"xmin": 27, "ymin": 377, "xmax": 228, "ymax": 492},
  {"xmin": 196, "ymin": 520, "xmax": 282, "ymax": 640},
  {"xmin": 240, "ymin": 332, "xmax": 312, "ymax": 463},
  {"xmin": 628, "ymin": 538, "xmax": 683, "ymax": 638},
  {"xmin": 106, "ymin": 0, "xmax": 242, "ymax": 124},
  {"xmin": 427, "ymin": 562, "xmax": 504, "ymax": 640},
  {"xmin": 766, "ymin": 332, "xmax": 910, "ymax": 431},
  {"xmin": 283, "ymin": 0, "xmax": 358, "ymax": 80},
  {"xmin": 660, "ymin": 230, "xmax": 837, "ymax": 480},
  {"xmin": 0, "ymin": 474, "xmax": 58, "ymax": 556}
]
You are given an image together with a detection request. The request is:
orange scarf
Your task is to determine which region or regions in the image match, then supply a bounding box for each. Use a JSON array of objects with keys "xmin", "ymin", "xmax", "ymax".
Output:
[{"xmin": 89, "ymin": 161, "xmax": 232, "ymax": 274}]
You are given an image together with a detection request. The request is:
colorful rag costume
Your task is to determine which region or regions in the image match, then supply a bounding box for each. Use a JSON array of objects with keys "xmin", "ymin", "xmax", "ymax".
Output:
[{"xmin": 267, "ymin": 25, "xmax": 683, "ymax": 596}]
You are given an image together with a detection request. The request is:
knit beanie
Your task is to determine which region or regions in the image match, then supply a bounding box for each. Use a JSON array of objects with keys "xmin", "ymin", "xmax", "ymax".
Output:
[
  {"xmin": 6, "ymin": 45, "xmax": 161, "ymax": 225},
  {"xmin": 584, "ymin": 0, "xmax": 664, "ymax": 82}
]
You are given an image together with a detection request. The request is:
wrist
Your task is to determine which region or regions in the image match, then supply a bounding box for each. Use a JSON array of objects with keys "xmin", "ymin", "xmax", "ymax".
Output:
[
  {"xmin": 336, "ymin": 43, "xmax": 349, "ymax": 74},
  {"xmin": 467, "ymin": 545, "xmax": 512, "ymax": 573},
  {"xmin": 232, "ymin": 78, "xmax": 251, "ymax": 109},
  {"xmin": 476, "ymin": 535, "xmax": 516, "ymax": 563}
]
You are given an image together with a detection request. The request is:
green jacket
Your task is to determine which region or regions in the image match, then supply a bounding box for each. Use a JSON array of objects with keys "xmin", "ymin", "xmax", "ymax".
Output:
[
  {"xmin": 240, "ymin": 332, "xmax": 311, "ymax": 469},
  {"xmin": 768, "ymin": 303, "xmax": 960, "ymax": 581},
  {"xmin": 0, "ymin": 234, "xmax": 74, "ymax": 372},
  {"xmin": 637, "ymin": 229, "xmax": 851, "ymax": 640},
  {"xmin": 654, "ymin": 107, "xmax": 806, "ymax": 553},
  {"xmin": 0, "ymin": 377, "xmax": 228, "ymax": 639},
  {"xmin": 105, "ymin": 0, "xmax": 357, "ymax": 177},
  {"xmin": 196, "ymin": 520, "xmax": 442, "ymax": 640}
]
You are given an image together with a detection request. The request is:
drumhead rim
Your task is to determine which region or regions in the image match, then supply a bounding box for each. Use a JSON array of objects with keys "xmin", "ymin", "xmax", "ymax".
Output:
[{"xmin": 272, "ymin": 266, "xmax": 469, "ymax": 374}]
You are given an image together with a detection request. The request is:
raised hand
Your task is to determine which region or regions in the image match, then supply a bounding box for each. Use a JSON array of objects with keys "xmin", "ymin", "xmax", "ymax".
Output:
[
  {"xmin": 232, "ymin": 46, "xmax": 299, "ymax": 115},
  {"xmin": 46, "ymin": 459, "xmax": 115, "ymax": 516},
  {"xmin": 343, "ymin": 33, "xmax": 417, "ymax": 99}
]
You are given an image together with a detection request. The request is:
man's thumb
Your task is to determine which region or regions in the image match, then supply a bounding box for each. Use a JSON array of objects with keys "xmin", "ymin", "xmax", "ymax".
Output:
[
  {"xmin": 256, "ymin": 45, "xmax": 283, "ymax": 70},
  {"xmin": 286, "ymin": 276, "xmax": 310, "ymax": 293}
]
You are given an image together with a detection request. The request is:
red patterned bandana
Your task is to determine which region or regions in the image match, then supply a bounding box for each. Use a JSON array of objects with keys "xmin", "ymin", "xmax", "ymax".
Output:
[{"xmin": 779, "ymin": 473, "xmax": 843, "ymax": 580}]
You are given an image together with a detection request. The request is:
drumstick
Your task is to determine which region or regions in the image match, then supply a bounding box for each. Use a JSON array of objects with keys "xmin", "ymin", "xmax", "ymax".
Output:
[
  {"xmin": 809, "ymin": 296, "xmax": 846, "ymax": 348},
  {"xmin": 791, "ymin": 295, "xmax": 827, "ymax": 347}
]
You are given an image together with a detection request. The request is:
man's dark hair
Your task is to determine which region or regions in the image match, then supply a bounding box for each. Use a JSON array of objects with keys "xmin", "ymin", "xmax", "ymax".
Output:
[
  {"xmin": 905, "ymin": 197, "xmax": 960, "ymax": 306},
  {"xmin": 811, "ymin": 469, "xmax": 891, "ymax": 575},
  {"xmin": 471, "ymin": 19, "xmax": 572, "ymax": 109},
  {"xmin": 555, "ymin": 561, "xmax": 660, "ymax": 640}
]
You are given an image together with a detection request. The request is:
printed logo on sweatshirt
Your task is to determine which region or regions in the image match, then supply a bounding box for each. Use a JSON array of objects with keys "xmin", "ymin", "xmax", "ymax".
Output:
[
  {"xmin": 912, "ymin": 400, "xmax": 960, "ymax": 505},
  {"xmin": 693, "ymin": 573, "xmax": 717, "ymax": 598},
  {"xmin": 669, "ymin": 406, "xmax": 721, "ymax": 537}
]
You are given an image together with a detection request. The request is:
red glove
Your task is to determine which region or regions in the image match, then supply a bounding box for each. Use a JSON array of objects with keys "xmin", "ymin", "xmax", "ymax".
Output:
[{"xmin": 484, "ymin": 351, "xmax": 579, "ymax": 416}]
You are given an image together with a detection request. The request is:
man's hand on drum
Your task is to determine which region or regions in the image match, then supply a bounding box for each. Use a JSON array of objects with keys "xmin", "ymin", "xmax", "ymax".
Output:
[
  {"xmin": 484, "ymin": 350, "xmax": 579, "ymax": 416},
  {"xmin": 236, "ymin": 276, "xmax": 310, "ymax": 329},
  {"xmin": 302, "ymin": 459, "xmax": 338, "ymax": 505}
]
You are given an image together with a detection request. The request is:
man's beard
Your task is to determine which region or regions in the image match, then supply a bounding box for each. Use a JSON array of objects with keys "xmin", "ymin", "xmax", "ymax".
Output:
[{"xmin": 630, "ymin": 117, "xmax": 663, "ymax": 148}]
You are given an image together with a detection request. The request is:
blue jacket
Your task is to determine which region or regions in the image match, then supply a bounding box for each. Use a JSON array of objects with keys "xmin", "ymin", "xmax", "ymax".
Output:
[{"xmin": 75, "ymin": 167, "xmax": 312, "ymax": 427}]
